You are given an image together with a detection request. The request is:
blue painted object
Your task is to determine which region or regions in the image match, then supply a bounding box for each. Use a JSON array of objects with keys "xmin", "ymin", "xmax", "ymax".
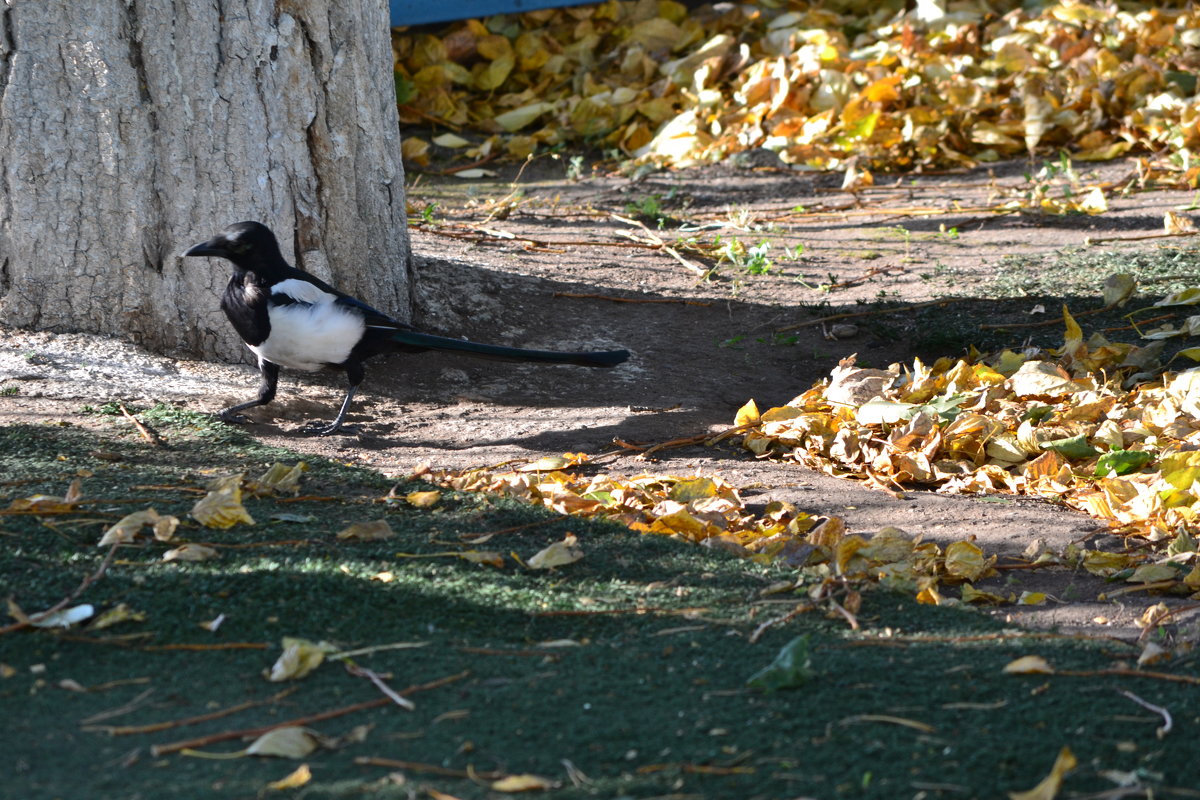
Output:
[{"xmin": 390, "ymin": 0, "xmax": 587, "ymax": 27}]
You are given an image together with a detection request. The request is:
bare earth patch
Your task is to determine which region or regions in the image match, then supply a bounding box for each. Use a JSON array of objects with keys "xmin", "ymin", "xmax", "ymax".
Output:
[{"xmin": 4, "ymin": 157, "xmax": 1199, "ymax": 643}]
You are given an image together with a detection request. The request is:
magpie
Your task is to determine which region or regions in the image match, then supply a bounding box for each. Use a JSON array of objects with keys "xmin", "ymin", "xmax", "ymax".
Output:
[{"xmin": 183, "ymin": 221, "xmax": 629, "ymax": 435}]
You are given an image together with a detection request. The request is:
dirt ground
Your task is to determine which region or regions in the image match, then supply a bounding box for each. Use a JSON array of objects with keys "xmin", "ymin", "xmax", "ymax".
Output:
[{"xmin": 3, "ymin": 155, "xmax": 1199, "ymax": 643}]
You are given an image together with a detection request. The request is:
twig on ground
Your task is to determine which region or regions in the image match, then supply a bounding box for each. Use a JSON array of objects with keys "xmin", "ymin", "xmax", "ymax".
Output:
[
  {"xmin": 150, "ymin": 669, "xmax": 469, "ymax": 756},
  {"xmin": 1117, "ymin": 688, "xmax": 1173, "ymax": 738},
  {"xmin": 77, "ymin": 688, "xmax": 157, "ymax": 726},
  {"xmin": 343, "ymin": 662, "xmax": 416, "ymax": 710},
  {"xmin": 119, "ymin": 404, "xmax": 166, "ymax": 447},
  {"xmin": 979, "ymin": 302, "xmax": 1119, "ymax": 330},
  {"xmin": 776, "ymin": 298, "xmax": 978, "ymax": 333},
  {"xmin": 83, "ymin": 687, "xmax": 299, "ymax": 735},
  {"xmin": 552, "ymin": 291, "xmax": 712, "ymax": 306},
  {"xmin": 1085, "ymin": 230, "xmax": 1198, "ymax": 245},
  {"xmin": 353, "ymin": 756, "xmax": 505, "ymax": 780},
  {"xmin": 0, "ymin": 543, "xmax": 119, "ymax": 635},
  {"xmin": 141, "ymin": 642, "xmax": 270, "ymax": 652}
]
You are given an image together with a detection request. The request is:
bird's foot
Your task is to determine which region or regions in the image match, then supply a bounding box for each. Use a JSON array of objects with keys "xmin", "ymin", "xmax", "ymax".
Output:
[
  {"xmin": 302, "ymin": 420, "xmax": 359, "ymax": 436},
  {"xmin": 217, "ymin": 410, "xmax": 250, "ymax": 425}
]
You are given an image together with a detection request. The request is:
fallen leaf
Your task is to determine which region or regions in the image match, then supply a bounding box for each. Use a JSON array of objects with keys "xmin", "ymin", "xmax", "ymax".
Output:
[
  {"xmin": 1002, "ymin": 655, "xmax": 1054, "ymax": 675},
  {"xmin": 247, "ymin": 727, "xmax": 319, "ymax": 759},
  {"xmin": 527, "ymin": 534, "xmax": 583, "ymax": 570},
  {"xmin": 746, "ymin": 635, "xmax": 814, "ymax": 691},
  {"xmin": 265, "ymin": 638, "xmax": 336, "ymax": 682},
  {"xmin": 191, "ymin": 474, "xmax": 255, "ymax": 529},
  {"xmin": 337, "ymin": 520, "xmax": 395, "ymax": 541},
  {"xmin": 491, "ymin": 774, "xmax": 555, "ymax": 792},
  {"xmin": 29, "ymin": 603, "xmax": 94, "ymax": 629},
  {"xmin": 163, "ymin": 544, "xmax": 220, "ymax": 562},
  {"xmin": 405, "ymin": 490, "xmax": 441, "ymax": 508},
  {"xmin": 98, "ymin": 508, "xmax": 180, "ymax": 545},
  {"xmin": 267, "ymin": 763, "xmax": 312, "ymax": 790},
  {"xmin": 1008, "ymin": 746, "xmax": 1076, "ymax": 800}
]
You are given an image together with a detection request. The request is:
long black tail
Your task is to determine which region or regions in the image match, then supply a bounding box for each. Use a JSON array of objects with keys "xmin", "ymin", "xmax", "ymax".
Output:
[{"xmin": 390, "ymin": 330, "xmax": 628, "ymax": 368}]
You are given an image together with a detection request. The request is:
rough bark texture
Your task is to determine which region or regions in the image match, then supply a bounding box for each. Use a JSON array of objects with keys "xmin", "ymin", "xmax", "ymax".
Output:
[{"xmin": 0, "ymin": 0, "xmax": 409, "ymax": 361}]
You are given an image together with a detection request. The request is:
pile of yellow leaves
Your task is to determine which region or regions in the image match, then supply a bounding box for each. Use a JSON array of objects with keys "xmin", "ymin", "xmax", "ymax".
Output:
[
  {"xmin": 434, "ymin": 458, "xmax": 999, "ymax": 604},
  {"xmin": 394, "ymin": 0, "xmax": 1200, "ymax": 174},
  {"xmin": 736, "ymin": 311, "xmax": 1200, "ymax": 597}
]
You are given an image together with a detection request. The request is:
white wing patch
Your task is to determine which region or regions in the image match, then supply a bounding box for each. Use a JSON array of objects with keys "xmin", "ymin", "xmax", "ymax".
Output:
[
  {"xmin": 248, "ymin": 280, "xmax": 365, "ymax": 371},
  {"xmin": 271, "ymin": 278, "xmax": 337, "ymax": 305}
]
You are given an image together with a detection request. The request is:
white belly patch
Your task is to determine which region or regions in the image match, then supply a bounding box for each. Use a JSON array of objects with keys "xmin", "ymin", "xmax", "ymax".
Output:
[{"xmin": 249, "ymin": 293, "xmax": 366, "ymax": 371}]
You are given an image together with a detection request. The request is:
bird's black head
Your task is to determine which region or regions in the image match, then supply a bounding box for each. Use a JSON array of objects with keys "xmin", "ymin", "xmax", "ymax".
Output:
[{"xmin": 183, "ymin": 221, "xmax": 286, "ymax": 273}]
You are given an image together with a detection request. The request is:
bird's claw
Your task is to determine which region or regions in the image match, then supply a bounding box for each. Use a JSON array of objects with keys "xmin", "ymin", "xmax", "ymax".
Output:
[
  {"xmin": 301, "ymin": 421, "xmax": 358, "ymax": 436},
  {"xmin": 217, "ymin": 411, "xmax": 250, "ymax": 425}
]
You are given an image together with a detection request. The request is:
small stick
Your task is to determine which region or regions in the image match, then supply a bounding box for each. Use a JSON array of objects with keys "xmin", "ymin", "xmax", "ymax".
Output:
[
  {"xmin": 353, "ymin": 756, "xmax": 504, "ymax": 780},
  {"xmin": 979, "ymin": 303, "xmax": 1117, "ymax": 330},
  {"xmin": 1054, "ymin": 668, "xmax": 1200, "ymax": 686},
  {"xmin": 142, "ymin": 642, "xmax": 270, "ymax": 652},
  {"xmin": 0, "ymin": 543, "xmax": 120, "ymax": 635},
  {"xmin": 77, "ymin": 688, "xmax": 157, "ymax": 726},
  {"xmin": 437, "ymin": 152, "xmax": 500, "ymax": 176},
  {"xmin": 150, "ymin": 669, "xmax": 469, "ymax": 756},
  {"xmin": 552, "ymin": 292, "xmax": 712, "ymax": 306},
  {"xmin": 776, "ymin": 298, "xmax": 978, "ymax": 333},
  {"xmin": 1086, "ymin": 230, "xmax": 1198, "ymax": 245},
  {"xmin": 1117, "ymin": 688, "xmax": 1172, "ymax": 738},
  {"xmin": 344, "ymin": 663, "xmax": 415, "ymax": 710},
  {"xmin": 83, "ymin": 687, "xmax": 299, "ymax": 735},
  {"xmin": 118, "ymin": 404, "xmax": 165, "ymax": 446}
]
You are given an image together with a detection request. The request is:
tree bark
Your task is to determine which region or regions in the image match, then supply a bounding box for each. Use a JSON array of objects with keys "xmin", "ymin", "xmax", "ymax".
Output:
[{"xmin": 0, "ymin": 0, "xmax": 409, "ymax": 361}]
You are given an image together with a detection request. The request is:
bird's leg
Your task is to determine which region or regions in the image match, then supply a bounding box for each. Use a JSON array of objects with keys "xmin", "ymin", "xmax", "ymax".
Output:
[
  {"xmin": 304, "ymin": 362, "xmax": 363, "ymax": 436},
  {"xmin": 219, "ymin": 361, "xmax": 279, "ymax": 424}
]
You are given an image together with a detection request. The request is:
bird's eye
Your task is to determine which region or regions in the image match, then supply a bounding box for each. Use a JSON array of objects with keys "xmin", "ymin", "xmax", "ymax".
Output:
[{"xmin": 229, "ymin": 240, "xmax": 251, "ymax": 254}]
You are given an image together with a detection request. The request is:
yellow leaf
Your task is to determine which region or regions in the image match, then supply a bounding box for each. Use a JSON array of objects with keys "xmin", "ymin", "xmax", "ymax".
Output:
[
  {"xmin": 248, "ymin": 462, "xmax": 307, "ymax": 497},
  {"xmin": 527, "ymin": 534, "xmax": 583, "ymax": 569},
  {"xmin": 1165, "ymin": 210, "xmax": 1197, "ymax": 235},
  {"xmin": 735, "ymin": 398, "xmax": 760, "ymax": 427},
  {"xmin": 459, "ymin": 550, "xmax": 505, "ymax": 568},
  {"xmin": 475, "ymin": 52, "xmax": 514, "ymax": 91},
  {"xmin": 247, "ymin": 727, "xmax": 319, "ymax": 759},
  {"xmin": 98, "ymin": 508, "xmax": 179, "ymax": 546},
  {"xmin": 1008, "ymin": 746, "xmax": 1076, "ymax": 800},
  {"xmin": 1017, "ymin": 591, "xmax": 1047, "ymax": 605},
  {"xmin": 400, "ymin": 137, "xmax": 431, "ymax": 166},
  {"xmin": 494, "ymin": 101, "xmax": 554, "ymax": 133},
  {"xmin": 943, "ymin": 541, "xmax": 995, "ymax": 582},
  {"xmin": 1127, "ymin": 564, "xmax": 1180, "ymax": 584},
  {"xmin": 1076, "ymin": 186, "xmax": 1108, "ymax": 215},
  {"xmin": 191, "ymin": 474, "xmax": 255, "ymax": 529},
  {"xmin": 162, "ymin": 543, "xmax": 220, "ymax": 563},
  {"xmin": 961, "ymin": 583, "xmax": 1006, "ymax": 605},
  {"xmin": 432, "ymin": 132, "xmax": 471, "ymax": 148},
  {"xmin": 1081, "ymin": 551, "xmax": 1132, "ymax": 576},
  {"xmin": 1061, "ymin": 305, "xmax": 1083, "ymax": 355},
  {"xmin": 337, "ymin": 520, "xmax": 395, "ymax": 541},
  {"xmin": 491, "ymin": 774, "xmax": 555, "ymax": 792},
  {"xmin": 405, "ymin": 491, "xmax": 441, "ymax": 508},
  {"xmin": 1002, "ymin": 655, "xmax": 1054, "ymax": 674},
  {"xmin": 669, "ymin": 477, "xmax": 718, "ymax": 503},
  {"xmin": 267, "ymin": 763, "xmax": 312, "ymax": 790},
  {"xmin": 91, "ymin": 603, "xmax": 146, "ymax": 630},
  {"xmin": 265, "ymin": 638, "xmax": 335, "ymax": 682}
]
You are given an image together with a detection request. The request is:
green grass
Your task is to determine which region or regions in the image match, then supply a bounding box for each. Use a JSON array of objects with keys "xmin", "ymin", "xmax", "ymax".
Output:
[{"xmin": 2, "ymin": 415, "xmax": 1197, "ymax": 799}]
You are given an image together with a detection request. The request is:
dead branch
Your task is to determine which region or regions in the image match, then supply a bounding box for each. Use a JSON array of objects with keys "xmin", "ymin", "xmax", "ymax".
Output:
[
  {"xmin": 150, "ymin": 669, "xmax": 469, "ymax": 756},
  {"xmin": 0, "ymin": 543, "xmax": 119, "ymax": 635}
]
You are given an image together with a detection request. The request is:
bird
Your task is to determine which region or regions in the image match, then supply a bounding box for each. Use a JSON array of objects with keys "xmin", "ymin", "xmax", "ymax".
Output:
[{"xmin": 183, "ymin": 221, "xmax": 629, "ymax": 435}]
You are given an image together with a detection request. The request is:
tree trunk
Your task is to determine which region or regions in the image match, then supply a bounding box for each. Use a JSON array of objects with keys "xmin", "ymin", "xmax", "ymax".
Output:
[{"xmin": 0, "ymin": 0, "xmax": 409, "ymax": 361}]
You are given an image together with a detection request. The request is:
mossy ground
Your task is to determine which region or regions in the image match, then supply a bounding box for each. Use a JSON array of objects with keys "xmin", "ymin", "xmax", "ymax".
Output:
[{"xmin": 2, "ymin": 411, "xmax": 1197, "ymax": 799}]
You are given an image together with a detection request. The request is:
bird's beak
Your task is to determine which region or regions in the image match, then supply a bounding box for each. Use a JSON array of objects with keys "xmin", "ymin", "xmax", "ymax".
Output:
[{"xmin": 183, "ymin": 238, "xmax": 225, "ymax": 258}]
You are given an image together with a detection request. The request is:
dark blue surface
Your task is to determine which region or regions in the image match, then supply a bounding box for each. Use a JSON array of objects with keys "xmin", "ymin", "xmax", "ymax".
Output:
[{"xmin": 390, "ymin": 0, "xmax": 587, "ymax": 27}]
